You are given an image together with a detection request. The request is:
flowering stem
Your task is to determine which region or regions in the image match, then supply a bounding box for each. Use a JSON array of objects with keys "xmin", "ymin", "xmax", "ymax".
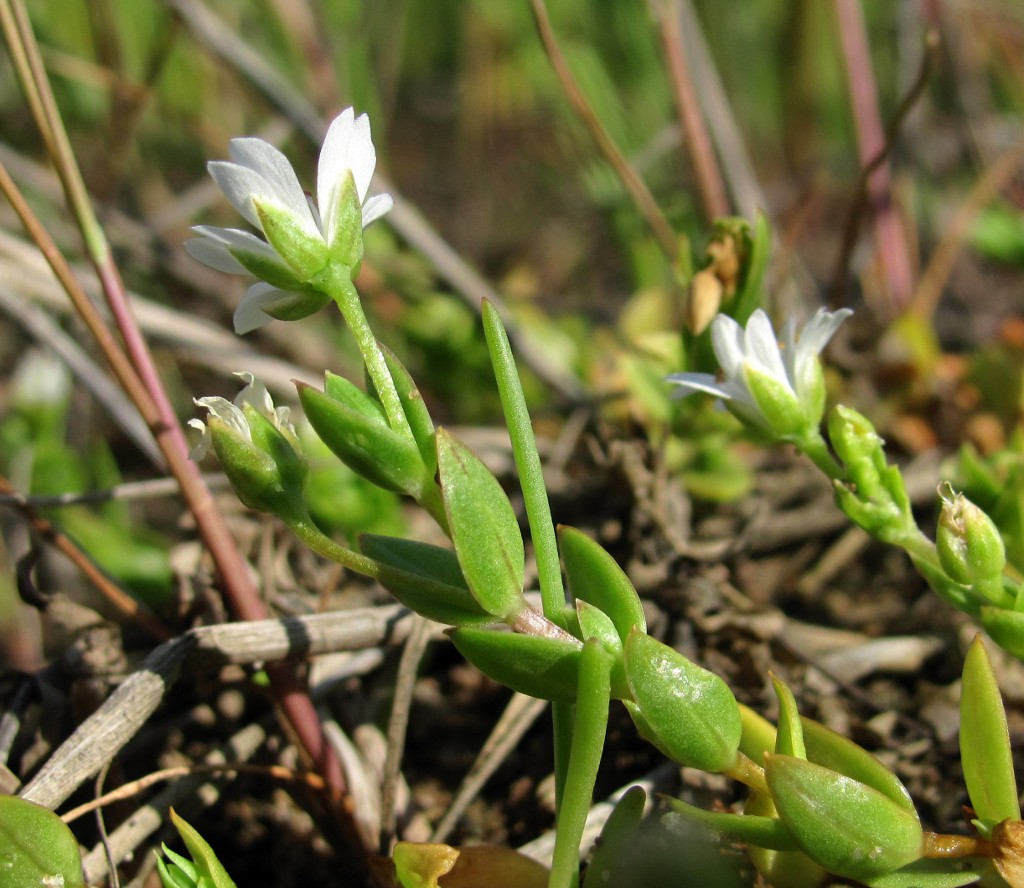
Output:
[
  {"xmin": 323, "ymin": 266, "xmax": 412, "ymax": 440},
  {"xmin": 797, "ymin": 429, "xmax": 845, "ymax": 481}
]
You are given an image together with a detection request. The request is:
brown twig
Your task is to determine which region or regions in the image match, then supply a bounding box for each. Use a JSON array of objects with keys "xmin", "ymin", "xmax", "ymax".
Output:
[
  {"xmin": 656, "ymin": 0, "xmax": 730, "ymax": 222},
  {"xmin": 528, "ymin": 0, "xmax": 678, "ymax": 261},
  {"xmin": 0, "ymin": 474, "xmax": 172, "ymax": 642},
  {"xmin": 833, "ymin": 0, "xmax": 919, "ymax": 312}
]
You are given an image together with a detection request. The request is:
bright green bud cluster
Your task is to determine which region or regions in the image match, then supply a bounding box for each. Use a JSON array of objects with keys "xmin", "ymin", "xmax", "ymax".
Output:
[{"xmin": 936, "ymin": 487, "xmax": 1006, "ymax": 589}]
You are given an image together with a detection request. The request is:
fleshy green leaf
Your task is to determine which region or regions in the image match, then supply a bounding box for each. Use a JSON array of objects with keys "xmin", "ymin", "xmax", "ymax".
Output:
[
  {"xmin": 299, "ymin": 382, "xmax": 428, "ymax": 496},
  {"xmin": 375, "ymin": 345, "xmax": 437, "ymax": 471},
  {"xmin": 583, "ymin": 786, "xmax": 647, "ymax": 888},
  {"xmin": 772, "ymin": 675, "xmax": 806, "ymax": 759},
  {"xmin": 960, "ymin": 635, "xmax": 1020, "ymax": 824},
  {"xmin": 168, "ymin": 808, "xmax": 238, "ymax": 888},
  {"xmin": 661, "ymin": 795, "xmax": 800, "ymax": 852},
  {"xmin": 437, "ymin": 428, "xmax": 526, "ymax": 619},
  {"xmin": 624, "ymin": 630, "xmax": 741, "ymax": 772},
  {"xmin": 865, "ymin": 858, "xmax": 982, "ymax": 888},
  {"xmin": 359, "ymin": 535, "xmax": 495, "ymax": 627},
  {"xmin": 559, "ymin": 526, "xmax": 646, "ymax": 640},
  {"xmin": 449, "ymin": 627, "xmax": 582, "ymax": 702},
  {"xmin": 324, "ymin": 371, "xmax": 388, "ymax": 424},
  {"xmin": 765, "ymin": 754, "xmax": 923, "ymax": 882},
  {"xmin": 980, "ymin": 606, "xmax": 1024, "ymax": 660},
  {"xmin": 0, "ymin": 795, "xmax": 85, "ymax": 888},
  {"xmin": 738, "ymin": 703, "xmax": 777, "ymax": 766},
  {"xmin": 801, "ymin": 717, "xmax": 914, "ymax": 812},
  {"xmin": 744, "ymin": 791, "xmax": 828, "ymax": 888}
]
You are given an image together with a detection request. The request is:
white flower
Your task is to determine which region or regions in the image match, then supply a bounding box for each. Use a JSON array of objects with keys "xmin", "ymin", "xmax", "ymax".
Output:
[
  {"xmin": 189, "ymin": 371, "xmax": 295, "ymax": 461},
  {"xmin": 185, "ymin": 108, "xmax": 393, "ymax": 335},
  {"xmin": 667, "ymin": 308, "xmax": 852, "ymax": 439}
]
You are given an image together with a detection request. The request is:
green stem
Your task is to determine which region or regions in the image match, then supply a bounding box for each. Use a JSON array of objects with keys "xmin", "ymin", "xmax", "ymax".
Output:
[
  {"xmin": 797, "ymin": 428, "xmax": 845, "ymax": 481},
  {"xmin": 548, "ymin": 641, "xmax": 611, "ymax": 888},
  {"xmin": 324, "ymin": 266, "xmax": 412, "ymax": 440}
]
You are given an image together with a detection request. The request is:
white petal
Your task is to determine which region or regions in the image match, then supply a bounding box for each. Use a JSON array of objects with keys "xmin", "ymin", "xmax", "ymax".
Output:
[
  {"xmin": 187, "ymin": 418, "xmax": 212, "ymax": 461},
  {"xmin": 228, "ymin": 137, "xmax": 316, "ymax": 232},
  {"xmin": 709, "ymin": 314, "xmax": 746, "ymax": 379},
  {"xmin": 793, "ymin": 308, "xmax": 852, "ymax": 390},
  {"xmin": 208, "ymin": 160, "xmax": 274, "ymax": 228},
  {"xmin": 666, "ymin": 372, "xmax": 733, "ymax": 400},
  {"xmin": 233, "ymin": 282, "xmax": 290, "ymax": 334},
  {"xmin": 361, "ymin": 192, "xmax": 393, "ymax": 228},
  {"xmin": 318, "ymin": 108, "xmax": 377, "ymax": 217},
  {"xmin": 233, "ymin": 370, "xmax": 274, "ymax": 417},
  {"xmin": 744, "ymin": 310, "xmax": 791, "ymax": 392},
  {"xmin": 194, "ymin": 395, "xmax": 250, "ymax": 440},
  {"xmin": 184, "ymin": 237, "xmax": 248, "ymax": 274}
]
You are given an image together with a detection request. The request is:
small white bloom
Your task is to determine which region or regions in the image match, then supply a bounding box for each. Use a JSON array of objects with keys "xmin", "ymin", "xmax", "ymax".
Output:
[
  {"xmin": 185, "ymin": 108, "xmax": 393, "ymax": 334},
  {"xmin": 667, "ymin": 308, "xmax": 852, "ymax": 439},
  {"xmin": 189, "ymin": 372, "xmax": 296, "ymax": 461}
]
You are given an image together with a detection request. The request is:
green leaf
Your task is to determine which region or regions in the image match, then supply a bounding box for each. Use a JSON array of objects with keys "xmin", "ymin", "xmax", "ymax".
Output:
[
  {"xmin": 299, "ymin": 382, "xmax": 428, "ymax": 497},
  {"xmin": 980, "ymin": 606, "xmax": 1024, "ymax": 659},
  {"xmin": 359, "ymin": 535, "xmax": 494, "ymax": 627},
  {"xmin": 738, "ymin": 703, "xmax": 777, "ymax": 766},
  {"xmin": 624, "ymin": 630, "xmax": 741, "ymax": 772},
  {"xmin": 583, "ymin": 786, "xmax": 646, "ymax": 888},
  {"xmin": 662, "ymin": 795, "xmax": 800, "ymax": 852},
  {"xmin": 801, "ymin": 717, "xmax": 915, "ymax": 812},
  {"xmin": 772, "ymin": 675, "xmax": 806, "ymax": 759},
  {"xmin": 765, "ymin": 754, "xmax": 923, "ymax": 882},
  {"xmin": 324, "ymin": 371, "xmax": 389, "ymax": 425},
  {"xmin": 576, "ymin": 600, "xmax": 628, "ymax": 699},
  {"xmin": 168, "ymin": 809, "xmax": 238, "ymax": 888},
  {"xmin": 376, "ymin": 345, "xmax": 437, "ymax": 471},
  {"xmin": 437, "ymin": 428, "xmax": 526, "ymax": 619},
  {"xmin": 960, "ymin": 635, "xmax": 1020, "ymax": 824},
  {"xmin": 449, "ymin": 627, "xmax": 582, "ymax": 702},
  {"xmin": 0, "ymin": 795, "xmax": 85, "ymax": 888},
  {"xmin": 744, "ymin": 791, "xmax": 828, "ymax": 888},
  {"xmin": 559, "ymin": 526, "xmax": 646, "ymax": 640},
  {"xmin": 865, "ymin": 858, "xmax": 982, "ymax": 888}
]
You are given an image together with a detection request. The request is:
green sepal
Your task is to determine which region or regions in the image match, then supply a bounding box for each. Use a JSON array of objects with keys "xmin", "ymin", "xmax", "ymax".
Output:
[
  {"xmin": 167, "ymin": 808, "xmax": 238, "ymax": 888},
  {"xmin": 249, "ymin": 286, "xmax": 332, "ymax": 323},
  {"xmin": 742, "ymin": 363, "xmax": 807, "ymax": 441},
  {"xmin": 437, "ymin": 428, "xmax": 527, "ymax": 619},
  {"xmin": 322, "ymin": 169, "xmax": 364, "ymax": 271},
  {"xmin": 208, "ymin": 414, "xmax": 302, "ymax": 518},
  {"xmin": 359, "ymin": 535, "xmax": 494, "ymax": 627},
  {"xmin": 157, "ymin": 852, "xmax": 196, "ymax": 888},
  {"xmin": 864, "ymin": 858, "xmax": 982, "ymax": 888},
  {"xmin": 739, "ymin": 702, "xmax": 777, "ymax": 766},
  {"xmin": 449, "ymin": 627, "xmax": 583, "ymax": 702},
  {"xmin": 801, "ymin": 717, "xmax": 915, "ymax": 812},
  {"xmin": 623, "ymin": 630, "xmax": 741, "ymax": 772},
  {"xmin": 0, "ymin": 795, "xmax": 86, "ymax": 888},
  {"xmin": 980, "ymin": 606, "xmax": 1024, "ymax": 659},
  {"xmin": 937, "ymin": 494, "xmax": 1007, "ymax": 587},
  {"xmin": 576, "ymin": 600, "xmax": 629, "ymax": 699},
  {"xmin": 369, "ymin": 345, "xmax": 438, "ymax": 472},
  {"xmin": 583, "ymin": 786, "xmax": 647, "ymax": 888},
  {"xmin": 661, "ymin": 795, "xmax": 801, "ymax": 852},
  {"xmin": 960, "ymin": 635, "xmax": 1020, "ymax": 824},
  {"xmin": 243, "ymin": 404, "xmax": 306, "ymax": 494},
  {"xmin": 225, "ymin": 239, "xmax": 306, "ymax": 291},
  {"xmin": 772, "ymin": 675, "xmax": 806, "ymax": 759},
  {"xmin": 765, "ymin": 753, "xmax": 923, "ymax": 881},
  {"xmin": 559, "ymin": 526, "xmax": 646, "ymax": 641},
  {"xmin": 252, "ymin": 196, "xmax": 328, "ymax": 281},
  {"xmin": 298, "ymin": 382, "xmax": 428, "ymax": 497}
]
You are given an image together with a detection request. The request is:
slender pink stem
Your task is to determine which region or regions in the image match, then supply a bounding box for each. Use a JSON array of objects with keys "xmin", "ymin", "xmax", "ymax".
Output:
[{"xmin": 834, "ymin": 0, "xmax": 915, "ymax": 311}]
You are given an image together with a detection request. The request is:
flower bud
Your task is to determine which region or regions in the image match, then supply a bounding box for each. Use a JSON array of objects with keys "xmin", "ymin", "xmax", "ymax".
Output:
[
  {"xmin": 937, "ymin": 488, "xmax": 1006, "ymax": 587},
  {"xmin": 190, "ymin": 374, "xmax": 306, "ymax": 519}
]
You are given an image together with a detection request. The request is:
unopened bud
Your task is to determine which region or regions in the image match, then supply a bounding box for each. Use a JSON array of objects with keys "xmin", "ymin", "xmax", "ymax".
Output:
[{"xmin": 937, "ymin": 487, "xmax": 1006, "ymax": 587}]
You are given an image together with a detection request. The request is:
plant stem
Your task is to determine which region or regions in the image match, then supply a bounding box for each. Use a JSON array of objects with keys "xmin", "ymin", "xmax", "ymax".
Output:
[
  {"xmin": 548, "ymin": 641, "xmax": 611, "ymax": 888},
  {"xmin": 798, "ymin": 429, "xmax": 845, "ymax": 481},
  {"xmin": 326, "ymin": 266, "xmax": 412, "ymax": 439}
]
